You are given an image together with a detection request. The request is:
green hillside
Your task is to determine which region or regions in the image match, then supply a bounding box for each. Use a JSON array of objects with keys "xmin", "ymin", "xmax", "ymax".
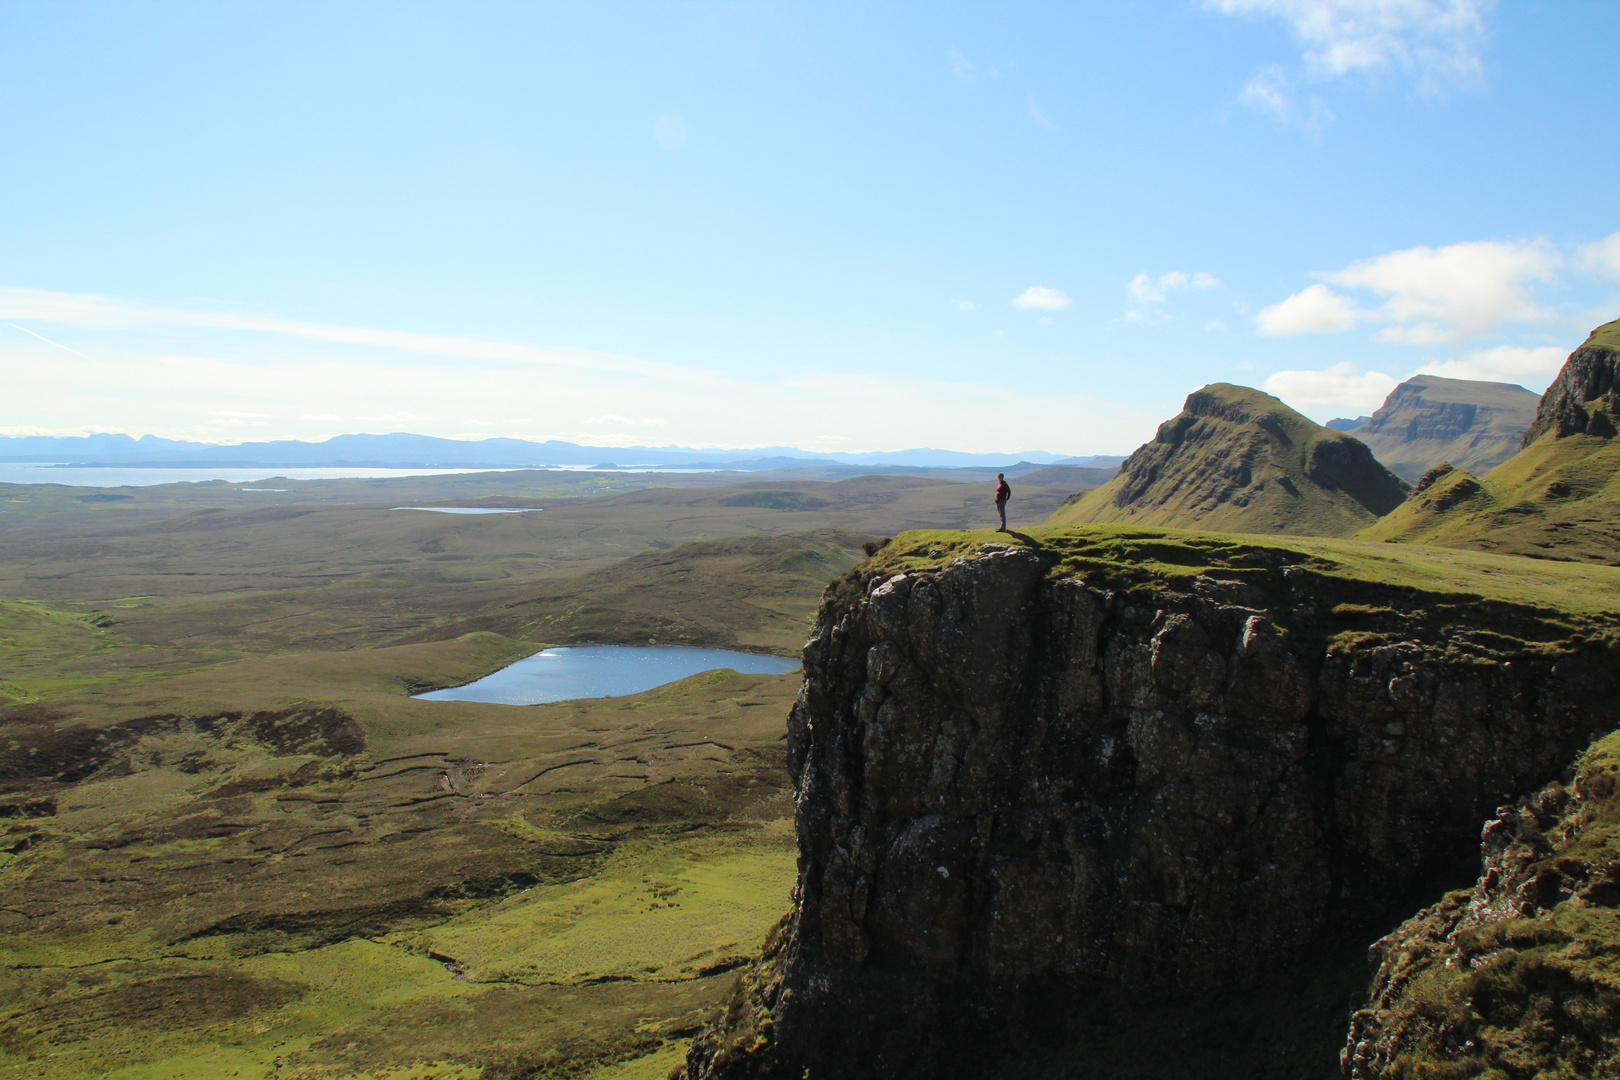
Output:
[
  {"xmin": 1361, "ymin": 318, "xmax": 1620, "ymax": 563},
  {"xmin": 1046, "ymin": 383, "xmax": 1407, "ymax": 537},
  {"xmin": 1349, "ymin": 374, "xmax": 1539, "ymax": 482}
]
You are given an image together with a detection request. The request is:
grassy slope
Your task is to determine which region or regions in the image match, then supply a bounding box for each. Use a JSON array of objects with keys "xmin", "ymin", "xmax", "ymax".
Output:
[
  {"xmin": 1359, "ymin": 416, "xmax": 1620, "ymax": 565},
  {"xmin": 1351, "ymin": 375, "xmax": 1540, "ymax": 483},
  {"xmin": 407, "ymin": 530, "xmax": 871, "ymax": 656},
  {"xmin": 1046, "ymin": 383, "xmax": 1406, "ymax": 538},
  {"xmin": 0, "ymin": 639, "xmax": 805, "ymax": 1080}
]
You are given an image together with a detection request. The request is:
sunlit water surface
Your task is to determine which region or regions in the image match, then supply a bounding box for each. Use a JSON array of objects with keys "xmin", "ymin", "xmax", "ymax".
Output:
[{"xmin": 414, "ymin": 644, "xmax": 800, "ymax": 705}]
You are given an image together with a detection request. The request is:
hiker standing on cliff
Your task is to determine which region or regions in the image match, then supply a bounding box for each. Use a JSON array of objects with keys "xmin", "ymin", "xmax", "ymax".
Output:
[{"xmin": 994, "ymin": 473, "xmax": 1011, "ymax": 531}]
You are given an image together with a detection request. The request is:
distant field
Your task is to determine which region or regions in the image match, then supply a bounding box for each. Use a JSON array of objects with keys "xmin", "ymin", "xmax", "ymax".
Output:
[{"xmin": 0, "ymin": 466, "xmax": 1095, "ymax": 1078}]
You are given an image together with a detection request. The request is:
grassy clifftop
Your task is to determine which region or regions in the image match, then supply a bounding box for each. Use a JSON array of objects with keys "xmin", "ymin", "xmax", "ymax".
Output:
[
  {"xmin": 1046, "ymin": 383, "xmax": 1408, "ymax": 537},
  {"xmin": 853, "ymin": 524, "xmax": 1620, "ymax": 645}
]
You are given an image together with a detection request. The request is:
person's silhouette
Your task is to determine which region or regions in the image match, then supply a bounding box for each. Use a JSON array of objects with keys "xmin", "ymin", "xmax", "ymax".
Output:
[{"xmin": 994, "ymin": 473, "xmax": 1010, "ymax": 531}]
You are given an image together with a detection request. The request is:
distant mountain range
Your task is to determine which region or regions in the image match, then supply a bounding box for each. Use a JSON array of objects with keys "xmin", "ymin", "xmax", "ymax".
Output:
[{"xmin": 0, "ymin": 432, "xmax": 1125, "ymax": 472}]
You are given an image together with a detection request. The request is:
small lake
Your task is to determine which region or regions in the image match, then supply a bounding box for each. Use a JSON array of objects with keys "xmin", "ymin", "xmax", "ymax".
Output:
[
  {"xmin": 414, "ymin": 644, "xmax": 800, "ymax": 705},
  {"xmin": 393, "ymin": 507, "xmax": 541, "ymax": 515}
]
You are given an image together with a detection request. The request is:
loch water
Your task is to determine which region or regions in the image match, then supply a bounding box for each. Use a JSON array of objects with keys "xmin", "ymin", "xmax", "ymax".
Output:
[{"xmin": 413, "ymin": 644, "xmax": 800, "ymax": 705}]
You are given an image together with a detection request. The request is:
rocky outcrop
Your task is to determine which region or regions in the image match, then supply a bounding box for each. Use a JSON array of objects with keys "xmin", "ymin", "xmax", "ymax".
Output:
[
  {"xmin": 685, "ymin": 538, "xmax": 1620, "ymax": 1080},
  {"xmin": 1047, "ymin": 383, "xmax": 1407, "ymax": 537},
  {"xmin": 1342, "ymin": 731, "xmax": 1620, "ymax": 1077},
  {"xmin": 1521, "ymin": 318, "xmax": 1620, "ymax": 444}
]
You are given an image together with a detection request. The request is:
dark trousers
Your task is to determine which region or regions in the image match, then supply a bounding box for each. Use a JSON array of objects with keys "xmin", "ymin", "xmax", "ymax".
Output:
[{"xmin": 995, "ymin": 498, "xmax": 1008, "ymax": 529}]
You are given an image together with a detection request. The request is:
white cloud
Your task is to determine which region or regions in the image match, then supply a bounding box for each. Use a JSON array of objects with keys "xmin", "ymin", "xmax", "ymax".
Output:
[
  {"xmin": 1209, "ymin": 0, "xmax": 1490, "ymax": 93},
  {"xmin": 1578, "ymin": 229, "xmax": 1620, "ymax": 280},
  {"xmin": 1128, "ymin": 270, "xmax": 1220, "ymax": 304},
  {"xmin": 1255, "ymin": 283, "xmax": 1361, "ymax": 335},
  {"xmin": 951, "ymin": 299, "xmax": 978, "ymax": 312},
  {"xmin": 1256, "ymin": 238, "xmax": 1561, "ymax": 342},
  {"xmin": 1416, "ymin": 344, "xmax": 1565, "ymax": 386},
  {"xmin": 1037, "ymin": 316, "xmax": 1053, "ymax": 327},
  {"xmin": 1263, "ymin": 361, "xmax": 1399, "ymax": 408},
  {"xmin": 1328, "ymin": 239, "xmax": 1559, "ymax": 342},
  {"xmin": 1206, "ymin": 320, "xmax": 1226, "ymax": 330},
  {"xmin": 1013, "ymin": 286, "xmax": 1072, "ymax": 310}
]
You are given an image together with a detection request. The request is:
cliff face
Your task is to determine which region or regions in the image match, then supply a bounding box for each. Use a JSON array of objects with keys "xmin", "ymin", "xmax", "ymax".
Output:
[
  {"xmin": 1522, "ymin": 318, "xmax": 1620, "ymax": 444},
  {"xmin": 1343, "ymin": 730, "xmax": 1620, "ymax": 1077},
  {"xmin": 1046, "ymin": 383, "xmax": 1407, "ymax": 537},
  {"xmin": 685, "ymin": 533, "xmax": 1620, "ymax": 1080},
  {"xmin": 1350, "ymin": 375, "xmax": 1539, "ymax": 483}
]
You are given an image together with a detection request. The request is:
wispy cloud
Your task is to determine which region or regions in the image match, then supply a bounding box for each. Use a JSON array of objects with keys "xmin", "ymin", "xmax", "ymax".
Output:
[
  {"xmin": 1012, "ymin": 286, "xmax": 1071, "ymax": 310},
  {"xmin": 5, "ymin": 320, "xmax": 96, "ymax": 359},
  {"xmin": 1238, "ymin": 66, "xmax": 1334, "ymax": 131},
  {"xmin": 1128, "ymin": 271, "xmax": 1219, "ymax": 304},
  {"xmin": 0, "ymin": 287, "xmax": 690, "ymax": 379},
  {"xmin": 951, "ymin": 299, "xmax": 978, "ymax": 312},
  {"xmin": 0, "ymin": 286, "xmax": 1152, "ymax": 453},
  {"xmin": 1210, "ymin": 0, "xmax": 1491, "ymax": 128},
  {"xmin": 1026, "ymin": 96, "xmax": 1060, "ymax": 132}
]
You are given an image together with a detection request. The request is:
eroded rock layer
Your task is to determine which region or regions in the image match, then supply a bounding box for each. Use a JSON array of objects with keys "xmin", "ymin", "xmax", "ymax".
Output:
[{"xmin": 685, "ymin": 538, "xmax": 1620, "ymax": 1080}]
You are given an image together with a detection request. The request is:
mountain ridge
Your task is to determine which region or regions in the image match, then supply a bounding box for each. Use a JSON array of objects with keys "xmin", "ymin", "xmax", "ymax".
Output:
[
  {"xmin": 1044, "ymin": 383, "xmax": 1407, "ymax": 537},
  {"xmin": 0, "ymin": 432, "xmax": 1123, "ymax": 472}
]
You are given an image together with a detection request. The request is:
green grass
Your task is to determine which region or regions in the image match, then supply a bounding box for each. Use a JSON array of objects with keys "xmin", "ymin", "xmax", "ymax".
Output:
[
  {"xmin": 861, "ymin": 525, "xmax": 1620, "ymax": 625},
  {"xmin": 1046, "ymin": 383, "xmax": 1407, "ymax": 537},
  {"xmin": 1360, "ymin": 421, "xmax": 1620, "ymax": 565},
  {"xmin": 410, "ymin": 530, "xmax": 871, "ymax": 656}
]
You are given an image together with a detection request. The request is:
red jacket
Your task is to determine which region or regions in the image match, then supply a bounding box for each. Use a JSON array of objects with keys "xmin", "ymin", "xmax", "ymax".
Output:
[{"xmin": 995, "ymin": 480, "xmax": 1010, "ymax": 502}]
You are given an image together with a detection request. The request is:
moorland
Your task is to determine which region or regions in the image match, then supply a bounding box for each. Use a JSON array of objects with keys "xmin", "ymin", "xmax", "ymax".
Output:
[{"xmin": 0, "ymin": 464, "xmax": 1077, "ymax": 1080}]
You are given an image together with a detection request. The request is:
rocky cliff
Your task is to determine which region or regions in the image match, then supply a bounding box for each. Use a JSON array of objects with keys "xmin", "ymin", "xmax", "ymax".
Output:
[
  {"xmin": 1046, "ymin": 384, "xmax": 1407, "ymax": 537},
  {"xmin": 682, "ymin": 530, "xmax": 1620, "ymax": 1080},
  {"xmin": 1349, "ymin": 375, "xmax": 1539, "ymax": 483},
  {"xmin": 1522, "ymin": 318, "xmax": 1620, "ymax": 444},
  {"xmin": 1343, "ymin": 727, "xmax": 1620, "ymax": 1076}
]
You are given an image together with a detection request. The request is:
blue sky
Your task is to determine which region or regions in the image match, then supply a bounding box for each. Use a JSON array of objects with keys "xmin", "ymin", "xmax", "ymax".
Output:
[{"xmin": 3, "ymin": 0, "xmax": 1618, "ymax": 455}]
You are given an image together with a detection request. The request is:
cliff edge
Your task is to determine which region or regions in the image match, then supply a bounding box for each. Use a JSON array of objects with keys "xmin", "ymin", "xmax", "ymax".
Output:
[{"xmin": 682, "ymin": 528, "xmax": 1620, "ymax": 1080}]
